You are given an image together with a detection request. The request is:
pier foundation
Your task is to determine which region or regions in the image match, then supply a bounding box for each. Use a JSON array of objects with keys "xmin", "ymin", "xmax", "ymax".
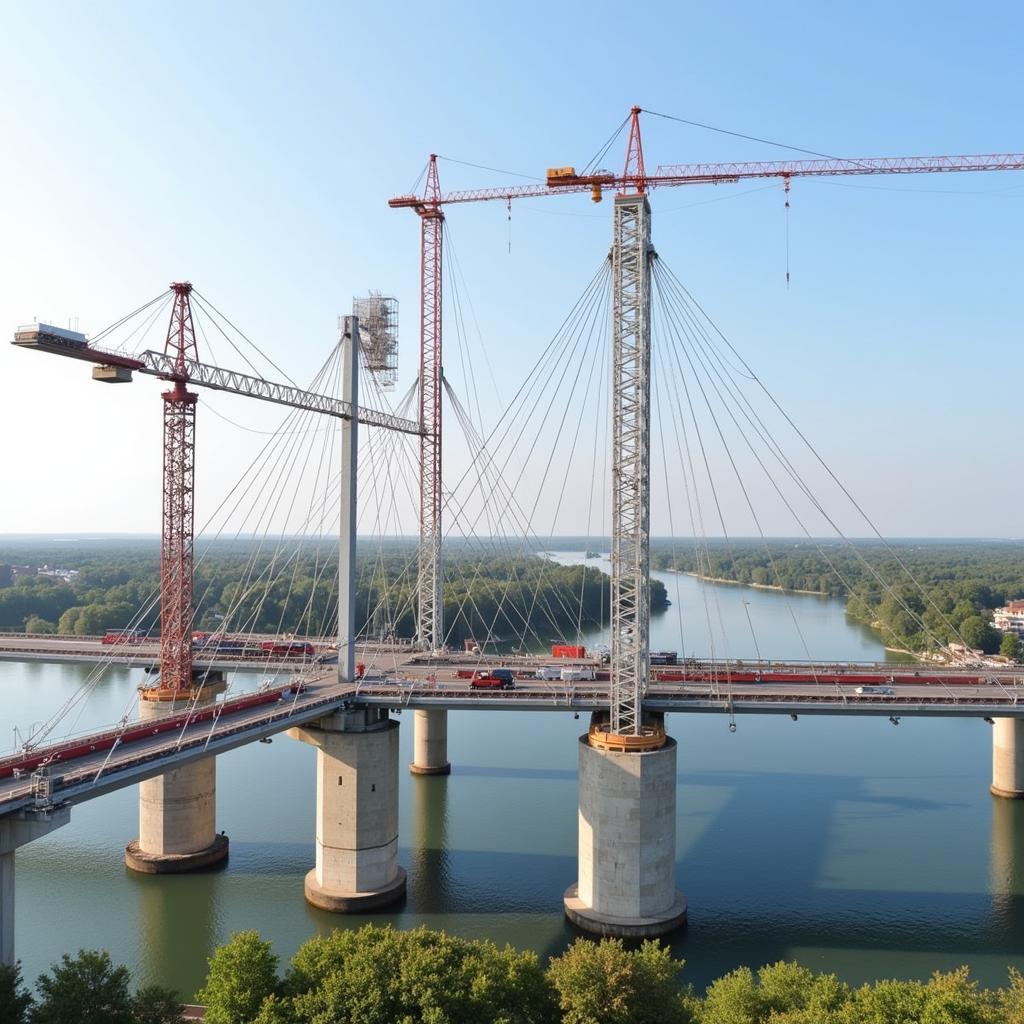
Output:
[
  {"xmin": 1, "ymin": 806, "xmax": 71, "ymax": 965},
  {"xmin": 289, "ymin": 707, "xmax": 406, "ymax": 911},
  {"xmin": 564, "ymin": 716, "xmax": 686, "ymax": 938},
  {"xmin": 992, "ymin": 717, "xmax": 1024, "ymax": 799},
  {"xmin": 125, "ymin": 686, "xmax": 228, "ymax": 873},
  {"xmin": 410, "ymin": 709, "xmax": 450, "ymax": 775}
]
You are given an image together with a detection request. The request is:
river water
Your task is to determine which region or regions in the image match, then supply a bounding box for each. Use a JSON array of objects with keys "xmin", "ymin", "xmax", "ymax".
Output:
[{"xmin": 4, "ymin": 556, "xmax": 1023, "ymax": 998}]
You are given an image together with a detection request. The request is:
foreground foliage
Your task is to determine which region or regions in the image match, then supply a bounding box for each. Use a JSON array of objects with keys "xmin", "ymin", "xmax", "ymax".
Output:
[
  {"xmin": 6, "ymin": 949, "xmax": 181, "ymax": 1024},
  {"xmin": 10, "ymin": 929, "xmax": 1024, "ymax": 1023},
  {"xmin": 196, "ymin": 925, "xmax": 1024, "ymax": 1024}
]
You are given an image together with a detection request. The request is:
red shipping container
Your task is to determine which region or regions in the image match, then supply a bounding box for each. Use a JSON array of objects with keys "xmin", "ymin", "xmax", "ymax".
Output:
[{"xmin": 552, "ymin": 644, "xmax": 586, "ymax": 659}]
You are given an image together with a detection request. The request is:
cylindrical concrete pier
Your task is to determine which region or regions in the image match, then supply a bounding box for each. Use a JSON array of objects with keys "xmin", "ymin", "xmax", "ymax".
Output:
[
  {"xmin": 291, "ymin": 711, "xmax": 406, "ymax": 911},
  {"xmin": 564, "ymin": 729, "xmax": 686, "ymax": 938},
  {"xmin": 410, "ymin": 709, "xmax": 451, "ymax": 775},
  {"xmin": 992, "ymin": 718, "xmax": 1024, "ymax": 799},
  {"xmin": 125, "ymin": 694, "xmax": 228, "ymax": 873}
]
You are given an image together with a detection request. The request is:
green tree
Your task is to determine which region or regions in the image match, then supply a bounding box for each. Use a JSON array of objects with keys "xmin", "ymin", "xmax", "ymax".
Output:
[
  {"xmin": 132, "ymin": 985, "xmax": 185, "ymax": 1024},
  {"xmin": 1001, "ymin": 632, "xmax": 1021, "ymax": 661},
  {"xmin": 285, "ymin": 924, "xmax": 554, "ymax": 1024},
  {"xmin": 999, "ymin": 966, "xmax": 1024, "ymax": 1023},
  {"xmin": 546, "ymin": 937, "xmax": 692, "ymax": 1024},
  {"xmin": 960, "ymin": 615, "xmax": 1001, "ymax": 654},
  {"xmin": 196, "ymin": 930, "xmax": 280, "ymax": 1024},
  {"xmin": 0, "ymin": 961, "xmax": 33, "ymax": 1024},
  {"xmin": 24, "ymin": 616, "xmax": 56, "ymax": 634},
  {"xmin": 31, "ymin": 950, "xmax": 134, "ymax": 1024}
]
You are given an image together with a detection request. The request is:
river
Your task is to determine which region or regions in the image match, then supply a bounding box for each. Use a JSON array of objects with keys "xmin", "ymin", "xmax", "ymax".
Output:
[{"xmin": 4, "ymin": 555, "xmax": 1023, "ymax": 997}]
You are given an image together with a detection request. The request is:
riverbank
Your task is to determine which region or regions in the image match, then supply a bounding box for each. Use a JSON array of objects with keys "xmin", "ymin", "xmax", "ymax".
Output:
[{"xmin": 680, "ymin": 570, "xmax": 826, "ymax": 597}]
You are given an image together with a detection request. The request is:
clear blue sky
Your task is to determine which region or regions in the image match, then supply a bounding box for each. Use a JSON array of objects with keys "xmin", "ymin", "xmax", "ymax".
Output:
[{"xmin": 1, "ymin": 1, "xmax": 1021, "ymax": 537}]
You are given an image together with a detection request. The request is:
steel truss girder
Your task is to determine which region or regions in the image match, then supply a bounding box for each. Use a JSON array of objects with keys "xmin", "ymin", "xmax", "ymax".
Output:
[
  {"xmin": 417, "ymin": 209, "xmax": 443, "ymax": 651},
  {"xmin": 138, "ymin": 352, "xmax": 421, "ymax": 435},
  {"xmin": 610, "ymin": 195, "xmax": 653, "ymax": 735}
]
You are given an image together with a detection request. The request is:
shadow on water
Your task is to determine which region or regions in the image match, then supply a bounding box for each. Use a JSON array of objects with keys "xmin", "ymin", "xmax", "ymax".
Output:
[{"xmin": 361, "ymin": 768, "xmax": 1024, "ymax": 989}]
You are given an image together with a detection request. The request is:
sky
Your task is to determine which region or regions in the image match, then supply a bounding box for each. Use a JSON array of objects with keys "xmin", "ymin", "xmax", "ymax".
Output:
[{"xmin": 1, "ymin": 0, "xmax": 1022, "ymax": 540}]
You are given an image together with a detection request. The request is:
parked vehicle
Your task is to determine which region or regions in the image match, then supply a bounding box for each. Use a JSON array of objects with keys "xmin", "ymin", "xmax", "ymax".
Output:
[
  {"xmin": 560, "ymin": 666, "xmax": 595, "ymax": 682},
  {"xmin": 855, "ymin": 684, "xmax": 895, "ymax": 695},
  {"xmin": 650, "ymin": 651, "xmax": 678, "ymax": 666},
  {"xmin": 470, "ymin": 670, "xmax": 514, "ymax": 690},
  {"xmin": 260, "ymin": 641, "xmax": 315, "ymax": 657},
  {"xmin": 535, "ymin": 666, "xmax": 563, "ymax": 681},
  {"xmin": 101, "ymin": 629, "xmax": 145, "ymax": 646}
]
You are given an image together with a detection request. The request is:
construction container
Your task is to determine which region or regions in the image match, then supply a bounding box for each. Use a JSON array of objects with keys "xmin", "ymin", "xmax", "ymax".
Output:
[{"xmin": 552, "ymin": 644, "xmax": 586, "ymax": 659}]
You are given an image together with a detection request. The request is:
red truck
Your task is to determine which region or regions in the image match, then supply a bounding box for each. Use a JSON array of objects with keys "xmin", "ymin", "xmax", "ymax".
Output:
[
  {"xmin": 470, "ymin": 669, "xmax": 515, "ymax": 690},
  {"xmin": 260, "ymin": 641, "xmax": 315, "ymax": 657}
]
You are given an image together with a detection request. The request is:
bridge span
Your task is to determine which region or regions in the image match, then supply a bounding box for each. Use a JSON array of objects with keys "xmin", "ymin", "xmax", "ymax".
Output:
[{"xmin": 4, "ymin": 657, "xmax": 1024, "ymax": 959}]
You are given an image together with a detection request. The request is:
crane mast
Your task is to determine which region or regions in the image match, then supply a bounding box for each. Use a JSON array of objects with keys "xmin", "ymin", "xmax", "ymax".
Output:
[
  {"xmin": 609, "ymin": 189, "xmax": 654, "ymax": 733},
  {"xmin": 160, "ymin": 283, "xmax": 200, "ymax": 692},
  {"xmin": 416, "ymin": 156, "xmax": 444, "ymax": 652}
]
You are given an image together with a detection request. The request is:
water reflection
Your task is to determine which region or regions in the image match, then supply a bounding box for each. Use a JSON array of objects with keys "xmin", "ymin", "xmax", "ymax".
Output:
[
  {"xmin": 990, "ymin": 794, "xmax": 1024, "ymax": 927},
  {"xmin": 409, "ymin": 775, "xmax": 452, "ymax": 912},
  {"xmin": 132, "ymin": 872, "xmax": 217, "ymax": 991}
]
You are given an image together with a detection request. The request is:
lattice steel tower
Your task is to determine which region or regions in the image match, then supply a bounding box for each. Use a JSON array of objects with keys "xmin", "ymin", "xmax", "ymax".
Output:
[
  {"xmin": 416, "ymin": 156, "xmax": 444, "ymax": 651},
  {"xmin": 609, "ymin": 110, "xmax": 654, "ymax": 736},
  {"xmin": 160, "ymin": 282, "xmax": 199, "ymax": 692}
]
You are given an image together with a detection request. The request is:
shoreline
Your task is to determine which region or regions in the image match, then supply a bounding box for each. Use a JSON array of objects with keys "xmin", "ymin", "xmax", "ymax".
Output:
[{"xmin": 677, "ymin": 570, "xmax": 826, "ymax": 597}]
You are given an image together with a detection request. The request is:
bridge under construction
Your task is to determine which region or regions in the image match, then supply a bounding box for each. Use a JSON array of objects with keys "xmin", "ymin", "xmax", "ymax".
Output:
[{"xmin": 5, "ymin": 106, "xmax": 1024, "ymax": 961}]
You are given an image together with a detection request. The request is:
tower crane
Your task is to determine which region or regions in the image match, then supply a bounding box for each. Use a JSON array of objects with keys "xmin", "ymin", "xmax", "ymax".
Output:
[
  {"xmin": 14, "ymin": 285, "xmax": 420, "ymax": 695},
  {"xmin": 390, "ymin": 106, "xmax": 1024, "ymax": 734}
]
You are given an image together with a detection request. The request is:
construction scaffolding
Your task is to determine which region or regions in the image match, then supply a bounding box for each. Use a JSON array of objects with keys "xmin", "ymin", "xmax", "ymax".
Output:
[{"xmin": 351, "ymin": 293, "xmax": 399, "ymax": 390}]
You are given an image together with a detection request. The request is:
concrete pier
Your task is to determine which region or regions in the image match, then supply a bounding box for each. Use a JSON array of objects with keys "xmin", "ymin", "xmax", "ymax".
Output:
[
  {"xmin": 289, "ymin": 707, "xmax": 406, "ymax": 911},
  {"xmin": 564, "ymin": 717, "xmax": 686, "ymax": 938},
  {"xmin": 125, "ymin": 691, "xmax": 228, "ymax": 873},
  {"xmin": 410, "ymin": 709, "xmax": 451, "ymax": 775},
  {"xmin": 992, "ymin": 718, "xmax": 1024, "ymax": 799},
  {"xmin": 1, "ymin": 806, "xmax": 71, "ymax": 965}
]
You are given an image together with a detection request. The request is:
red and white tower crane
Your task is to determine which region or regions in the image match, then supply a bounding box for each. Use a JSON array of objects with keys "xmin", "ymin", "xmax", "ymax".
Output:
[{"xmin": 391, "ymin": 106, "xmax": 1024, "ymax": 733}]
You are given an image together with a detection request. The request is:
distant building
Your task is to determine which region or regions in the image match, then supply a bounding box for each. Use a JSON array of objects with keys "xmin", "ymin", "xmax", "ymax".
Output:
[{"xmin": 992, "ymin": 601, "xmax": 1024, "ymax": 636}]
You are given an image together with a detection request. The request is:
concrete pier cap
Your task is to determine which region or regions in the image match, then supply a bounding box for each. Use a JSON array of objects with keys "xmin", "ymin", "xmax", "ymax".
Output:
[
  {"xmin": 564, "ymin": 713, "xmax": 686, "ymax": 939},
  {"xmin": 125, "ymin": 682, "xmax": 229, "ymax": 874},
  {"xmin": 410, "ymin": 708, "xmax": 451, "ymax": 776},
  {"xmin": 288, "ymin": 707, "xmax": 406, "ymax": 912},
  {"xmin": 992, "ymin": 717, "xmax": 1024, "ymax": 799}
]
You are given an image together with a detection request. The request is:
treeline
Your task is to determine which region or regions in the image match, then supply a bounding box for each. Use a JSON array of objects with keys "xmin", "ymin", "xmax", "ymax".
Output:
[
  {"xmin": 8, "ymin": 925, "xmax": 1024, "ymax": 1024},
  {"xmin": 0, "ymin": 538, "xmax": 667, "ymax": 646},
  {"xmin": 651, "ymin": 539, "xmax": 1024, "ymax": 655}
]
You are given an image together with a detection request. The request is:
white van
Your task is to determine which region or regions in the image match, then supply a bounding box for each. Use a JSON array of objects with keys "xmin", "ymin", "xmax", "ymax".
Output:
[
  {"xmin": 535, "ymin": 666, "xmax": 563, "ymax": 681},
  {"xmin": 560, "ymin": 666, "xmax": 595, "ymax": 682}
]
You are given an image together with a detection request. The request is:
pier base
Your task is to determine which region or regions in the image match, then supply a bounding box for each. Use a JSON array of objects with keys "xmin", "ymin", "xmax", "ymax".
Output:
[
  {"xmin": 564, "ymin": 720, "xmax": 686, "ymax": 939},
  {"xmin": 410, "ymin": 709, "xmax": 451, "ymax": 775},
  {"xmin": 289, "ymin": 708, "xmax": 406, "ymax": 912},
  {"xmin": 1, "ymin": 806, "xmax": 71, "ymax": 965},
  {"xmin": 125, "ymin": 688, "xmax": 229, "ymax": 874},
  {"xmin": 992, "ymin": 717, "xmax": 1024, "ymax": 799}
]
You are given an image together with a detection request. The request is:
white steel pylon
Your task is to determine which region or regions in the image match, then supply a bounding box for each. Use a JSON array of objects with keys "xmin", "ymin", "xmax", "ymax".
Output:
[
  {"xmin": 416, "ymin": 156, "xmax": 444, "ymax": 651},
  {"xmin": 609, "ymin": 189, "xmax": 653, "ymax": 736}
]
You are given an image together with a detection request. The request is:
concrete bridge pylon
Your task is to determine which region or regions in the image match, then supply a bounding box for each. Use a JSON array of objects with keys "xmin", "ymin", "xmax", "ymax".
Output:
[
  {"xmin": 563, "ymin": 135, "xmax": 685, "ymax": 939},
  {"xmin": 992, "ymin": 717, "xmax": 1024, "ymax": 799},
  {"xmin": 288, "ymin": 315, "xmax": 406, "ymax": 912}
]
